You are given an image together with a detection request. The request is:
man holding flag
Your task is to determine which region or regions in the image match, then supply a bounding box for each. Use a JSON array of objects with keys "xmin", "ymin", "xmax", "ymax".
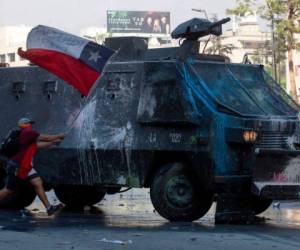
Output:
[
  {"xmin": 0, "ymin": 25, "xmax": 115, "ymax": 212},
  {"xmin": 0, "ymin": 118, "xmax": 65, "ymax": 215}
]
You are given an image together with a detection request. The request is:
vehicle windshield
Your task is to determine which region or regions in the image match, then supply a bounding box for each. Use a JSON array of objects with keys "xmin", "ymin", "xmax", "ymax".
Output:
[{"xmin": 191, "ymin": 62, "xmax": 299, "ymax": 117}]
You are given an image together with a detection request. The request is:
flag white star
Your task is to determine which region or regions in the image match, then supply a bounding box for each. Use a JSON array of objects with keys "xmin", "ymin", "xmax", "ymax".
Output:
[{"xmin": 88, "ymin": 51, "xmax": 102, "ymax": 62}]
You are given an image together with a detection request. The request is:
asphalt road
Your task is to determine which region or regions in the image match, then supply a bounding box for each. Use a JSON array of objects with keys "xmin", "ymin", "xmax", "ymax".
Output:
[{"xmin": 0, "ymin": 189, "xmax": 300, "ymax": 250}]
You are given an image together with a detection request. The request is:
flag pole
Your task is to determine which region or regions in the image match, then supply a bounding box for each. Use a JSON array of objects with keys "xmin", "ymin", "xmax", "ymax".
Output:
[{"xmin": 62, "ymin": 50, "xmax": 118, "ymax": 135}]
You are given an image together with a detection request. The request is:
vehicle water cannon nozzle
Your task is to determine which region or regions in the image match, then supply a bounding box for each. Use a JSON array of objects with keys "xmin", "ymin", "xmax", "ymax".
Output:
[{"xmin": 171, "ymin": 17, "xmax": 231, "ymax": 40}]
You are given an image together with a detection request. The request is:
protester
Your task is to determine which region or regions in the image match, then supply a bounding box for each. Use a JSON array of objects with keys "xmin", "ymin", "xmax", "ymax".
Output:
[{"xmin": 0, "ymin": 118, "xmax": 65, "ymax": 215}]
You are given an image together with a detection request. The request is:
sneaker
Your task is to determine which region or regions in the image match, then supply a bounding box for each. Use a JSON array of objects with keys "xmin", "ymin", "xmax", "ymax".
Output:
[{"xmin": 47, "ymin": 203, "xmax": 64, "ymax": 216}]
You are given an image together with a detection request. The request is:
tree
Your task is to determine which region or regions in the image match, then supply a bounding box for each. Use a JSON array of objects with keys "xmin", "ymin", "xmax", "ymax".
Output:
[
  {"xmin": 226, "ymin": 0, "xmax": 257, "ymax": 16},
  {"xmin": 259, "ymin": 0, "xmax": 300, "ymax": 101},
  {"xmin": 228, "ymin": 0, "xmax": 300, "ymax": 102}
]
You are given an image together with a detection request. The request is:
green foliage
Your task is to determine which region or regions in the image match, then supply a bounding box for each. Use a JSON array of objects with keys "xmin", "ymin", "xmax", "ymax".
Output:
[
  {"xmin": 258, "ymin": 0, "xmax": 284, "ymax": 19},
  {"xmin": 229, "ymin": 0, "xmax": 300, "ymax": 98},
  {"xmin": 279, "ymin": 77, "xmax": 287, "ymax": 89},
  {"xmin": 224, "ymin": 0, "xmax": 300, "ymax": 101},
  {"xmin": 260, "ymin": 0, "xmax": 300, "ymax": 100},
  {"xmin": 231, "ymin": 0, "xmax": 300, "ymax": 52},
  {"xmin": 226, "ymin": 0, "xmax": 257, "ymax": 16},
  {"xmin": 265, "ymin": 64, "xmax": 286, "ymax": 88}
]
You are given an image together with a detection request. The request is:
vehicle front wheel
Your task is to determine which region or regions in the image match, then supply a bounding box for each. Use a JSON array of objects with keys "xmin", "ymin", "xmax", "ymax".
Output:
[{"xmin": 150, "ymin": 162, "xmax": 213, "ymax": 222}]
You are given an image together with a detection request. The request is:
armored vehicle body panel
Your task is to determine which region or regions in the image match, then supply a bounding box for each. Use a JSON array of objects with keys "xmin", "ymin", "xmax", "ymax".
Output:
[{"xmin": 1, "ymin": 32, "xmax": 300, "ymax": 221}]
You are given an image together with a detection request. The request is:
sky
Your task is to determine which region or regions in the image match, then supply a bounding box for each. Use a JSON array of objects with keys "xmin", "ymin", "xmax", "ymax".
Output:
[{"xmin": 0, "ymin": 0, "xmax": 237, "ymax": 34}]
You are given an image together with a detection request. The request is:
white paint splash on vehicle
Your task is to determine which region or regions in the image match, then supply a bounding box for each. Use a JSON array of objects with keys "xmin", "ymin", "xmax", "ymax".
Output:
[{"xmin": 75, "ymin": 96, "xmax": 98, "ymax": 184}]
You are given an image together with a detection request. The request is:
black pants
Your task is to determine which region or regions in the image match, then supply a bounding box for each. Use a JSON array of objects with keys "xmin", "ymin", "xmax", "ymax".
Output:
[{"xmin": 4, "ymin": 160, "xmax": 20, "ymax": 191}]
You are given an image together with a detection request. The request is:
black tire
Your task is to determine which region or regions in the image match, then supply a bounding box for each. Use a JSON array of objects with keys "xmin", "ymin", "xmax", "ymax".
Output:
[
  {"xmin": 54, "ymin": 185, "xmax": 105, "ymax": 207},
  {"xmin": 150, "ymin": 162, "xmax": 214, "ymax": 222},
  {"xmin": 0, "ymin": 168, "xmax": 36, "ymax": 209}
]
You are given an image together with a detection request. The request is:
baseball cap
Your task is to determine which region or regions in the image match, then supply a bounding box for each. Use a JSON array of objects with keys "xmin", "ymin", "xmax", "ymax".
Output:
[{"xmin": 18, "ymin": 117, "xmax": 35, "ymax": 126}]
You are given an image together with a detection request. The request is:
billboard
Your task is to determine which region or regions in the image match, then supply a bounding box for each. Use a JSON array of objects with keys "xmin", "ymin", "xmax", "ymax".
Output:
[{"xmin": 107, "ymin": 10, "xmax": 171, "ymax": 34}]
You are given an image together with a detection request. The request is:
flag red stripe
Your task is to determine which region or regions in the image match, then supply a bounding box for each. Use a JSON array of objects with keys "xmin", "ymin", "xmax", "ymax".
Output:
[{"xmin": 18, "ymin": 48, "xmax": 100, "ymax": 96}]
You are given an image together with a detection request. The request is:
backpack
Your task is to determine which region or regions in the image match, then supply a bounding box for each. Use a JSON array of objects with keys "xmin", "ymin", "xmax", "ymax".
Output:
[{"xmin": 0, "ymin": 130, "xmax": 21, "ymax": 157}]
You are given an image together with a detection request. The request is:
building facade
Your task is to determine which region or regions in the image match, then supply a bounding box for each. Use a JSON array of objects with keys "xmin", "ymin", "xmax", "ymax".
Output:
[
  {"xmin": 218, "ymin": 14, "xmax": 271, "ymax": 64},
  {"xmin": 0, "ymin": 25, "xmax": 32, "ymax": 67},
  {"xmin": 0, "ymin": 16, "xmax": 272, "ymax": 69}
]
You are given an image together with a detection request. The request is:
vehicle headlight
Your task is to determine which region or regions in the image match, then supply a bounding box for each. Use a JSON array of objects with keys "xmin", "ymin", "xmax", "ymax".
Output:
[{"xmin": 243, "ymin": 131, "xmax": 258, "ymax": 142}]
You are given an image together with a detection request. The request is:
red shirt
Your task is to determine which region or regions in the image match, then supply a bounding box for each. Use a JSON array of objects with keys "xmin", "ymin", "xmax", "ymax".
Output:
[{"xmin": 12, "ymin": 128, "xmax": 40, "ymax": 179}]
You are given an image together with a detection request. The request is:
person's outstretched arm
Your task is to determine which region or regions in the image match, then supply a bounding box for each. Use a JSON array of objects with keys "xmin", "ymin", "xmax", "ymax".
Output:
[
  {"xmin": 38, "ymin": 134, "xmax": 65, "ymax": 142},
  {"xmin": 37, "ymin": 138, "xmax": 62, "ymax": 149}
]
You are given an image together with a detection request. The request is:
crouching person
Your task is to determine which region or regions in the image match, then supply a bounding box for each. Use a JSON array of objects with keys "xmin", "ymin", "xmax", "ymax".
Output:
[{"xmin": 0, "ymin": 118, "xmax": 65, "ymax": 215}]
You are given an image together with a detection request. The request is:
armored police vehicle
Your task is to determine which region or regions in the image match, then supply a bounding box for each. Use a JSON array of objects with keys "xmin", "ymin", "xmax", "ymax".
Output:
[{"xmin": 1, "ymin": 18, "xmax": 300, "ymax": 222}]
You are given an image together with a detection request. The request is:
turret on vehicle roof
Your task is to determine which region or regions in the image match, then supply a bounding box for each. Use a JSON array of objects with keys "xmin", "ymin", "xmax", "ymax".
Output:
[{"xmin": 171, "ymin": 17, "xmax": 231, "ymax": 40}]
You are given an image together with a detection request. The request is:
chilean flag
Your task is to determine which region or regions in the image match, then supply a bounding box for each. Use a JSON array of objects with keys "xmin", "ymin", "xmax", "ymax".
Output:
[{"xmin": 18, "ymin": 25, "xmax": 114, "ymax": 96}]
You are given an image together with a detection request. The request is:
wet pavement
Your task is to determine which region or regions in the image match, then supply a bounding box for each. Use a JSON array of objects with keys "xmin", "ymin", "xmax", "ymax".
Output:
[{"xmin": 0, "ymin": 189, "xmax": 300, "ymax": 250}]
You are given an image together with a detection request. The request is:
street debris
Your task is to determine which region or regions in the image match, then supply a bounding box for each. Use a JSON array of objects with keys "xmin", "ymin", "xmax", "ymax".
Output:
[
  {"xmin": 97, "ymin": 238, "xmax": 133, "ymax": 245},
  {"xmin": 57, "ymin": 241, "xmax": 72, "ymax": 245},
  {"xmin": 133, "ymin": 233, "xmax": 143, "ymax": 237},
  {"xmin": 273, "ymin": 202, "xmax": 281, "ymax": 209}
]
